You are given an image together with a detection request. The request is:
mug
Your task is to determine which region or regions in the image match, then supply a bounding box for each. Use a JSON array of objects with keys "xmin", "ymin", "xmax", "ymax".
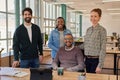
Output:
[{"xmin": 57, "ymin": 67, "xmax": 64, "ymax": 76}]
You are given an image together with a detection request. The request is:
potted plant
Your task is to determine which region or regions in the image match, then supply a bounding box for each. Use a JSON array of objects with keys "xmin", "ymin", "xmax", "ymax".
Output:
[{"xmin": 45, "ymin": 33, "xmax": 48, "ymax": 45}]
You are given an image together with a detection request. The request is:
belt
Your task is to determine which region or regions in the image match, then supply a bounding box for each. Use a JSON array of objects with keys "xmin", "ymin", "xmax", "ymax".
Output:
[{"xmin": 86, "ymin": 55, "xmax": 99, "ymax": 58}]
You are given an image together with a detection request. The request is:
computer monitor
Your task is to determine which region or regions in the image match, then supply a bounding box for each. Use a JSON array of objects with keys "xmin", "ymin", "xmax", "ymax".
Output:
[{"xmin": 30, "ymin": 68, "xmax": 52, "ymax": 80}]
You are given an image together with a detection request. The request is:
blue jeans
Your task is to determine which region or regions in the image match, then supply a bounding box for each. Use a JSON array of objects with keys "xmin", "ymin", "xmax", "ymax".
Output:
[
  {"xmin": 85, "ymin": 57, "xmax": 99, "ymax": 73},
  {"xmin": 20, "ymin": 58, "xmax": 40, "ymax": 68}
]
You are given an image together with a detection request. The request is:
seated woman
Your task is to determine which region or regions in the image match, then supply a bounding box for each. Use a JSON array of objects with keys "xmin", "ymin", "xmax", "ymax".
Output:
[{"xmin": 52, "ymin": 33, "xmax": 85, "ymax": 72}]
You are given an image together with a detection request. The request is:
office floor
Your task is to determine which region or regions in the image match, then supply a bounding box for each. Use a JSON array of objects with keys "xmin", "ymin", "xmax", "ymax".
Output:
[{"xmin": 41, "ymin": 54, "xmax": 120, "ymax": 75}]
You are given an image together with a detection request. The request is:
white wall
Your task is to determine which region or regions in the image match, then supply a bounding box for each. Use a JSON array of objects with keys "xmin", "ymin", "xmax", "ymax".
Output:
[
  {"xmin": 82, "ymin": 15, "xmax": 91, "ymax": 36},
  {"xmin": 100, "ymin": 14, "xmax": 120, "ymax": 36},
  {"xmin": 82, "ymin": 14, "xmax": 120, "ymax": 36}
]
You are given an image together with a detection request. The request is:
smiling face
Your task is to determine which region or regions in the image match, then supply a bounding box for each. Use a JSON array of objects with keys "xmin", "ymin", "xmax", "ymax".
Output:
[
  {"xmin": 90, "ymin": 11, "xmax": 101, "ymax": 26},
  {"xmin": 64, "ymin": 34, "xmax": 73, "ymax": 47},
  {"xmin": 23, "ymin": 11, "xmax": 32, "ymax": 23},
  {"xmin": 56, "ymin": 18, "xmax": 65, "ymax": 31}
]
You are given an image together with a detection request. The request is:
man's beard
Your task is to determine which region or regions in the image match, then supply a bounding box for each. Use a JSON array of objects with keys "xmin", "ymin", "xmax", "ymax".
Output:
[
  {"xmin": 65, "ymin": 43, "xmax": 72, "ymax": 48},
  {"xmin": 24, "ymin": 17, "xmax": 31, "ymax": 23}
]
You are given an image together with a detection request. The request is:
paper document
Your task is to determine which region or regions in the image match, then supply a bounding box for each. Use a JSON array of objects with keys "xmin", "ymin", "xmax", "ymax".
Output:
[{"xmin": 0, "ymin": 67, "xmax": 28, "ymax": 77}]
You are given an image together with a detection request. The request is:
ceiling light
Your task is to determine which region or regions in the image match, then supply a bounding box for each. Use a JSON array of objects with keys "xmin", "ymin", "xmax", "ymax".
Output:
[
  {"xmin": 109, "ymin": 13, "xmax": 120, "ymax": 15},
  {"xmin": 49, "ymin": 2, "xmax": 74, "ymax": 5},
  {"xmin": 67, "ymin": 10, "xmax": 87, "ymax": 12},
  {"xmin": 102, "ymin": 0, "xmax": 120, "ymax": 2},
  {"xmin": 107, "ymin": 8, "xmax": 120, "ymax": 10},
  {"xmin": 79, "ymin": 13, "xmax": 90, "ymax": 16}
]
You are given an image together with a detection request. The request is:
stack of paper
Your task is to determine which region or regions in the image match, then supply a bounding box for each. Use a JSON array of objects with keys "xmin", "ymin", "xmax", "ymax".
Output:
[{"xmin": 0, "ymin": 67, "xmax": 28, "ymax": 77}]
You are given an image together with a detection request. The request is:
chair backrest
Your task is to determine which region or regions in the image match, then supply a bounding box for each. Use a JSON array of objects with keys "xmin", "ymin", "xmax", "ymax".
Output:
[{"xmin": 30, "ymin": 68, "xmax": 52, "ymax": 80}]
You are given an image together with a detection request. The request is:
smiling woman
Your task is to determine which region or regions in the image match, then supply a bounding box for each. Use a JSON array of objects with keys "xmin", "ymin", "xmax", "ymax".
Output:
[{"xmin": 80, "ymin": 8, "xmax": 107, "ymax": 73}]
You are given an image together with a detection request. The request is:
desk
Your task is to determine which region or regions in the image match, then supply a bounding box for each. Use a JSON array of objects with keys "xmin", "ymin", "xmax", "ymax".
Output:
[
  {"xmin": 43, "ymin": 48, "xmax": 51, "ymax": 57},
  {"xmin": 106, "ymin": 50, "xmax": 120, "ymax": 75},
  {"xmin": 109, "ymin": 75, "xmax": 120, "ymax": 80},
  {"xmin": 53, "ymin": 71, "xmax": 109, "ymax": 80},
  {"xmin": 0, "ymin": 67, "xmax": 116, "ymax": 80}
]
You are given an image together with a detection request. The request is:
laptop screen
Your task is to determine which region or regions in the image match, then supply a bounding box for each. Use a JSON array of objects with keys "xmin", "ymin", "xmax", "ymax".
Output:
[{"xmin": 30, "ymin": 68, "xmax": 52, "ymax": 80}]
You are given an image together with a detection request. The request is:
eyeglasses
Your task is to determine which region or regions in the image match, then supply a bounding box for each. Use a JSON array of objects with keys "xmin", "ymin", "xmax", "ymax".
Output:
[{"xmin": 64, "ymin": 38, "xmax": 73, "ymax": 40}]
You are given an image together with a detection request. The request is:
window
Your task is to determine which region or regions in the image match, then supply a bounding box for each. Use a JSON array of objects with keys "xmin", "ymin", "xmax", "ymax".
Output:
[
  {"xmin": 8, "ymin": 0, "xmax": 15, "ymax": 13},
  {"xmin": 0, "ymin": 13, "xmax": 6, "ymax": 39},
  {"xmin": 44, "ymin": 2, "xmax": 61, "ymax": 36},
  {"xmin": 67, "ymin": 12, "xmax": 81, "ymax": 37},
  {"xmin": 8, "ymin": 14, "xmax": 15, "ymax": 38},
  {"xmin": 0, "ymin": 0, "xmax": 15, "ymax": 57},
  {"xmin": 0, "ymin": 0, "xmax": 6, "ymax": 12}
]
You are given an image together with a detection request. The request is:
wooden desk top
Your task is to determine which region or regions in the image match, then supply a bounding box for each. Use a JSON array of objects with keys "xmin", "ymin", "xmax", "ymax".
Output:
[
  {"xmin": 53, "ymin": 71, "xmax": 109, "ymax": 80},
  {"xmin": 109, "ymin": 75, "xmax": 120, "ymax": 80},
  {"xmin": 43, "ymin": 47, "xmax": 51, "ymax": 51},
  {"xmin": 1, "ymin": 68, "xmax": 117, "ymax": 80},
  {"xmin": 106, "ymin": 50, "xmax": 120, "ymax": 54},
  {"xmin": 44, "ymin": 48, "xmax": 51, "ymax": 51}
]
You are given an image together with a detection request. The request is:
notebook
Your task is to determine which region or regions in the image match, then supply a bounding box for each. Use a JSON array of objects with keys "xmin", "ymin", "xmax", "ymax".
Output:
[
  {"xmin": 0, "ymin": 67, "xmax": 28, "ymax": 77},
  {"xmin": 30, "ymin": 68, "xmax": 52, "ymax": 80}
]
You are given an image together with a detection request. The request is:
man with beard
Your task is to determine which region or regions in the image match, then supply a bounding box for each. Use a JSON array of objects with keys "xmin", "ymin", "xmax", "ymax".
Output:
[
  {"xmin": 52, "ymin": 33, "xmax": 85, "ymax": 72},
  {"xmin": 12, "ymin": 7, "xmax": 43, "ymax": 68}
]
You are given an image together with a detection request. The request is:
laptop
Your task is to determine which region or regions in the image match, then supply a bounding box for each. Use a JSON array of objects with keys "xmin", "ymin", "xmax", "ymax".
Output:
[{"xmin": 30, "ymin": 68, "xmax": 52, "ymax": 80}]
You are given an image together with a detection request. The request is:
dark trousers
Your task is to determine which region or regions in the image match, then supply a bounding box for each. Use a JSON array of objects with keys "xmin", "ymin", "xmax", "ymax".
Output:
[
  {"xmin": 20, "ymin": 58, "xmax": 39, "ymax": 68},
  {"xmin": 85, "ymin": 57, "xmax": 99, "ymax": 73}
]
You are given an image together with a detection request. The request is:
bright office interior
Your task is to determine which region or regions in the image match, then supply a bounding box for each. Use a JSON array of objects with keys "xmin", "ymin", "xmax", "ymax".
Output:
[{"xmin": 0, "ymin": 0, "xmax": 120, "ymax": 57}]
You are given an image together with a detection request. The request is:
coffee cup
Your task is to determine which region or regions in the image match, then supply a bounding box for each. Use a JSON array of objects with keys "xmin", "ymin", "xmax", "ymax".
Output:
[{"xmin": 57, "ymin": 67, "xmax": 64, "ymax": 76}]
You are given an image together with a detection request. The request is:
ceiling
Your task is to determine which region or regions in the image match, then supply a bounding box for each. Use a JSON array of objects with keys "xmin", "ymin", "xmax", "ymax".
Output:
[{"xmin": 44, "ymin": 0, "xmax": 120, "ymax": 15}]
